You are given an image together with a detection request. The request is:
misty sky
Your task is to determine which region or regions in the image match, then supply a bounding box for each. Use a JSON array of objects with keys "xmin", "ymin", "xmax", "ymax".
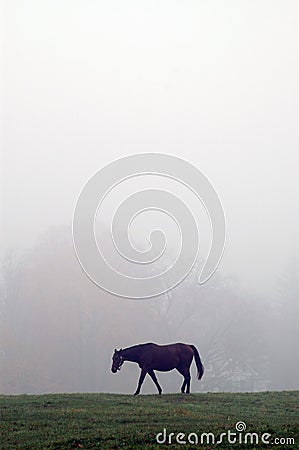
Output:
[{"xmin": 2, "ymin": 1, "xmax": 299, "ymax": 296}]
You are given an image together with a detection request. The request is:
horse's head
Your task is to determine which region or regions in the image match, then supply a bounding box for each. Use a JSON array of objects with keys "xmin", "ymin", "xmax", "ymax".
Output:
[{"xmin": 111, "ymin": 348, "xmax": 124, "ymax": 373}]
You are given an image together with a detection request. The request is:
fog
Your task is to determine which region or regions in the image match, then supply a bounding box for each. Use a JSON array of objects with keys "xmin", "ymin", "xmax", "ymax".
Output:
[{"xmin": 1, "ymin": 1, "xmax": 299, "ymax": 394}]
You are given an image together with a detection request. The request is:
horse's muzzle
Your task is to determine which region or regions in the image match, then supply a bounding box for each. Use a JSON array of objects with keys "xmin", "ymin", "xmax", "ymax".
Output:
[{"xmin": 111, "ymin": 367, "xmax": 117, "ymax": 373}]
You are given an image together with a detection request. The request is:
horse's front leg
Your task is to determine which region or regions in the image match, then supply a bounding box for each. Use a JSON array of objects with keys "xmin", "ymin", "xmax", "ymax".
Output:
[
  {"xmin": 148, "ymin": 369, "xmax": 162, "ymax": 394},
  {"xmin": 134, "ymin": 367, "xmax": 147, "ymax": 395}
]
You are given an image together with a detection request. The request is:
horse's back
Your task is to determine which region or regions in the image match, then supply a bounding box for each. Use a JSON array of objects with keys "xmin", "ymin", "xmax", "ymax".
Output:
[
  {"xmin": 141, "ymin": 342, "xmax": 193, "ymax": 371},
  {"xmin": 140, "ymin": 342, "xmax": 193, "ymax": 354},
  {"xmin": 141, "ymin": 342, "xmax": 190, "ymax": 348},
  {"xmin": 156, "ymin": 342, "xmax": 193, "ymax": 353}
]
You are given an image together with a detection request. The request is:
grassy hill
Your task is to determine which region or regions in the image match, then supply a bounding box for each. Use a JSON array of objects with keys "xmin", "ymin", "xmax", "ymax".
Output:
[{"xmin": 1, "ymin": 391, "xmax": 298, "ymax": 449}]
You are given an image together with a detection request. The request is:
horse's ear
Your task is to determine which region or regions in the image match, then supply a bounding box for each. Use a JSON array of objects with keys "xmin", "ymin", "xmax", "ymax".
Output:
[{"xmin": 114, "ymin": 348, "xmax": 117, "ymax": 353}]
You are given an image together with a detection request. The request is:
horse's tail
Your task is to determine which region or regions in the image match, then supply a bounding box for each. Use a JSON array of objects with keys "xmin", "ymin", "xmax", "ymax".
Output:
[{"xmin": 190, "ymin": 345, "xmax": 204, "ymax": 380}]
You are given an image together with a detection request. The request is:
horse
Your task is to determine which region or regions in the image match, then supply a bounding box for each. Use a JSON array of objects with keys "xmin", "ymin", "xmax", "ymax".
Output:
[{"xmin": 111, "ymin": 342, "xmax": 204, "ymax": 395}]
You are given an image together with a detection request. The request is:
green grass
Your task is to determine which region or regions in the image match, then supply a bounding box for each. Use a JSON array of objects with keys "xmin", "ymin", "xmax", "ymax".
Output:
[{"xmin": 0, "ymin": 391, "xmax": 298, "ymax": 449}]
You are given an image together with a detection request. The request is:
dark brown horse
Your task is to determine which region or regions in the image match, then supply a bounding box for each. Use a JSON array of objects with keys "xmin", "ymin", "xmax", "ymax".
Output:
[{"xmin": 111, "ymin": 342, "xmax": 204, "ymax": 395}]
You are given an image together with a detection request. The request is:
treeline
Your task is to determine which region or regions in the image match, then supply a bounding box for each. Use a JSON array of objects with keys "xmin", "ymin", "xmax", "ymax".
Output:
[{"xmin": 0, "ymin": 227, "xmax": 298, "ymax": 394}]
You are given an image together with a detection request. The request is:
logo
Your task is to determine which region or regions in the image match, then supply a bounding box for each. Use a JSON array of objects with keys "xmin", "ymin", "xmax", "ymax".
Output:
[{"xmin": 72, "ymin": 153, "xmax": 225, "ymax": 299}]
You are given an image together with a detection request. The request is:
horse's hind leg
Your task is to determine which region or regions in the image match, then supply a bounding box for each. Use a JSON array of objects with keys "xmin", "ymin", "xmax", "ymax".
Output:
[
  {"xmin": 148, "ymin": 369, "xmax": 162, "ymax": 395},
  {"xmin": 177, "ymin": 367, "xmax": 191, "ymax": 394},
  {"xmin": 185, "ymin": 370, "xmax": 191, "ymax": 393}
]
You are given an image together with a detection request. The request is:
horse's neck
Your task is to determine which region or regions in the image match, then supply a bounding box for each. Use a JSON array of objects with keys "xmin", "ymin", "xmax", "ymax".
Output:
[{"xmin": 122, "ymin": 346, "xmax": 140, "ymax": 363}]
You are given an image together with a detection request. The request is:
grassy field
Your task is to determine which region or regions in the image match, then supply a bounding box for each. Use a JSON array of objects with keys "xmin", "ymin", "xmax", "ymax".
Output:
[{"xmin": 0, "ymin": 391, "xmax": 298, "ymax": 449}]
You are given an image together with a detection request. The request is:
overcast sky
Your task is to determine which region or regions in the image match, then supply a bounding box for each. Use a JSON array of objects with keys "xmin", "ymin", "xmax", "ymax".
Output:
[{"xmin": 2, "ymin": 1, "xmax": 299, "ymax": 295}]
